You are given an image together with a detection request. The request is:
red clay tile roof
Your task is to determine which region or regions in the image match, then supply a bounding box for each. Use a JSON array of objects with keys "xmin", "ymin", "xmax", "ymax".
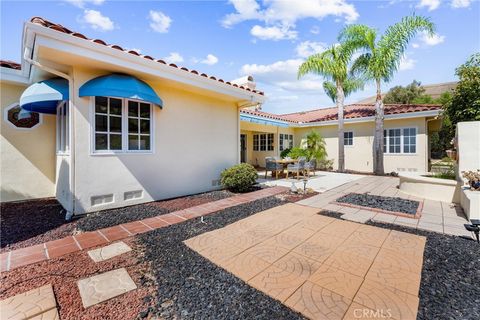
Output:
[
  {"xmin": 26, "ymin": 17, "xmax": 263, "ymax": 96},
  {"xmin": 240, "ymin": 109, "xmax": 297, "ymax": 123},
  {"xmin": 280, "ymin": 103, "xmax": 442, "ymax": 123},
  {"xmin": 0, "ymin": 60, "xmax": 21, "ymax": 70}
]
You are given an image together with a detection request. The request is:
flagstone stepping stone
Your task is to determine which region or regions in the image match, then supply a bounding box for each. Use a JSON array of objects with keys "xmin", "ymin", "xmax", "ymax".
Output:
[
  {"xmin": 77, "ymin": 268, "xmax": 137, "ymax": 308},
  {"xmin": 0, "ymin": 284, "xmax": 59, "ymax": 320},
  {"xmin": 87, "ymin": 241, "xmax": 132, "ymax": 262}
]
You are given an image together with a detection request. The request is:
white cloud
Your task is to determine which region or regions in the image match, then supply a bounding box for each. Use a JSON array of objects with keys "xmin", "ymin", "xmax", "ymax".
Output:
[
  {"xmin": 65, "ymin": 0, "xmax": 104, "ymax": 8},
  {"xmin": 310, "ymin": 26, "xmax": 320, "ymax": 34},
  {"xmin": 250, "ymin": 25, "xmax": 297, "ymax": 40},
  {"xmin": 417, "ymin": 0, "xmax": 440, "ymax": 11},
  {"xmin": 295, "ymin": 41, "xmax": 327, "ymax": 58},
  {"xmin": 82, "ymin": 9, "xmax": 114, "ymax": 31},
  {"xmin": 399, "ymin": 55, "xmax": 416, "ymax": 71},
  {"xmin": 201, "ymin": 54, "xmax": 219, "ymax": 65},
  {"xmin": 420, "ymin": 31, "xmax": 445, "ymax": 46},
  {"xmin": 240, "ymin": 59, "xmax": 323, "ymax": 92},
  {"xmin": 412, "ymin": 43, "xmax": 420, "ymax": 48},
  {"xmin": 223, "ymin": 0, "xmax": 359, "ymax": 41},
  {"xmin": 222, "ymin": 0, "xmax": 263, "ymax": 27},
  {"xmin": 149, "ymin": 10, "xmax": 172, "ymax": 33},
  {"xmin": 163, "ymin": 52, "xmax": 184, "ymax": 64},
  {"xmin": 451, "ymin": 0, "xmax": 472, "ymax": 8}
]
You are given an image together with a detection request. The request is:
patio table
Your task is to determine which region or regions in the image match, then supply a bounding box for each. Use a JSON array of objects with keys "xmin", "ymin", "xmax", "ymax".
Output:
[{"xmin": 271, "ymin": 159, "xmax": 298, "ymax": 178}]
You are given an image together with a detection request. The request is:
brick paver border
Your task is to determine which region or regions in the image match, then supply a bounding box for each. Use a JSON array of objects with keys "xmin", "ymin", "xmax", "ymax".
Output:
[{"xmin": 0, "ymin": 186, "xmax": 288, "ymax": 273}]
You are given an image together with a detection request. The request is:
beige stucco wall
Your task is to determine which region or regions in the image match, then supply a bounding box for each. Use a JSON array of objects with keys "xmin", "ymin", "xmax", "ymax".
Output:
[
  {"xmin": 293, "ymin": 117, "xmax": 429, "ymax": 173},
  {"xmin": 0, "ymin": 82, "xmax": 56, "ymax": 202},
  {"xmin": 240, "ymin": 121, "xmax": 295, "ymax": 167},
  {"xmin": 71, "ymin": 67, "xmax": 240, "ymax": 214}
]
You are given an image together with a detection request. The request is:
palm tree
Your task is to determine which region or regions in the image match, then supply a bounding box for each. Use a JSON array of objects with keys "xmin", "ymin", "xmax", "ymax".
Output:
[
  {"xmin": 298, "ymin": 44, "xmax": 363, "ymax": 172},
  {"xmin": 340, "ymin": 15, "xmax": 435, "ymax": 175},
  {"xmin": 304, "ymin": 130, "xmax": 327, "ymax": 161}
]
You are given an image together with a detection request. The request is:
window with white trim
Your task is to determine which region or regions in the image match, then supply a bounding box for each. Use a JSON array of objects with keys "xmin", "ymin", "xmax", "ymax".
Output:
[
  {"xmin": 344, "ymin": 131, "xmax": 353, "ymax": 146},
  {"xmin": 383, "ymin": 128, "xmax": 416, "ymax": 154},
  {"xmin": 279, "ymin": 134, "xmax": 293, "ymax": 151},
  {"xmin": 56, "ymin": 102, "xmax": 69, "ymax": 153},
  {"xmin": 128, "ymin": 101, "xmax": 151, "ymax": 150},
  {"xmin": 253, "ymin": 133, "xmax": 274, "ymax": 151},
  {"xmin": 93, "ymin": 96, "xmax": 152, "ymax": 153}
]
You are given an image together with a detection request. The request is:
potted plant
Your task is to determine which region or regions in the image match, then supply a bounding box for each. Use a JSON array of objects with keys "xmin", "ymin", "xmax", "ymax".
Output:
[
  {"xmin": 462, "ymin": 170, "xmax": 480, "ymax": 191},
  {"xmin": 446, "ymin": 149, "xmax": 457, "ymax": 161}
]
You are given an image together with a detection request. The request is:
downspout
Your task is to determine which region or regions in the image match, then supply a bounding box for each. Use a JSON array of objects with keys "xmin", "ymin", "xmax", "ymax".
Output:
[{"xmin": 23, "ymin": 48, "xmax": 76, "ymax": 220}]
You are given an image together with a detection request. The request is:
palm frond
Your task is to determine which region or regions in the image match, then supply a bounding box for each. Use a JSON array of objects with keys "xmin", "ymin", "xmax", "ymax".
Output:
[
  {"xmin": 323, "ymin": 81, "xmax": 337, "ymax": 103},
  {"xmin": 343, "ymin": 77, "xmax": 365, "ymax": 97},
  {"xmin": 376, "ymin": 15, "xmax": 435, "ymax": 81}
]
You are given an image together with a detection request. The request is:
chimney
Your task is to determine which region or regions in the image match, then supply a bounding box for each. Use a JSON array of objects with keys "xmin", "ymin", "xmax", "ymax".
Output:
[{"xmin": 230, "ymin": 75, "xmax": 256, "ymax": 90}]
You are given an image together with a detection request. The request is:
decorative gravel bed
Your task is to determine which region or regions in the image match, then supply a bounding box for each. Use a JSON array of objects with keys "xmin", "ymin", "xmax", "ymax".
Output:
[
  {"xmin": 0, "ymin": 199, "xmax": 76, "ymax": 252},
  {"xmin": 76, "ymin": 190, "xmax": 233, "ymax": 232},
  {"xmin": 1, "ymin": 190, "xmax": 233, "ymax": 252},
  {"xmin": 0, "ymin": 238, "xmax": 155, "ymax": 320},
  {"xmin": 136, "ymin": 195, "xmax": 304, "ymax": 319},
  {"xmin": 336, "ymin": 193, "xmax": 419, "ymax": 215},
  {"xmin": 363, "ymin": 221, "xmax": 480, "ymax": 320}
]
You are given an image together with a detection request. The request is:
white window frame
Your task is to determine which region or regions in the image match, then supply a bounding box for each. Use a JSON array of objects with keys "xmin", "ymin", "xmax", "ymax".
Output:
[
  {"xmin": 253, "ymin": 133, "xmax": 274, "ymax": 152},
  {"xmin": 383, "ymin": 127, "xmax": 417, "ymax": 155},
  {"xmin": 343, "ymin": 131, "xmax": 354, "ymax": 147},
  {"xmin": 56, "ymin": 101, "xmax": 70, "ymax": 155},
  {"xmin": 90, "ymin": 97, "xmax": 154, "ymax": 155},
  {"xmin": 279, "ymin": 133, "xmax": 294, "ymax": 151}
]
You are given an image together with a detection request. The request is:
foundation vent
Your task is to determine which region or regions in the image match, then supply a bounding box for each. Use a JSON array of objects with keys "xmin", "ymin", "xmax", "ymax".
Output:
[
  {"xmin": 124, "ymin": 190, "xmax": 143, "ymax": 201},
  {"xmin": 91, "ymin": 194, "xmax": 114, "ymax": 206}
]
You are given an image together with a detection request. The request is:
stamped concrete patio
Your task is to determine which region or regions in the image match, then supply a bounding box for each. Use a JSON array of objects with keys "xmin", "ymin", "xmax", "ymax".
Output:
[
  {"xmin": 185, "ymin": 203, "xmax": 426, "ymax": 320},
  {"xmin": 297, "ymin": 175, "xmax": 473, "ymax": 239}
]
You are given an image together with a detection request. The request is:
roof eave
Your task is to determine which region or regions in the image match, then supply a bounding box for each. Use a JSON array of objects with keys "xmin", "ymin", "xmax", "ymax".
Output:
[
  {"xmin": 294, "ymin": 109, "xmax": 442, "ymax": 127},
  {"xmin": 24, "ymin": 22, "xmax": 265, "ymax": 104}
]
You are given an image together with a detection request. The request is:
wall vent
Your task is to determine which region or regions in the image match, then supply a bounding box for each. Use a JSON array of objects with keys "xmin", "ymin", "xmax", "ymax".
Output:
[
  {"xmin": 124, "ymin": 190, "xmax": 143, "ymax": 201},
  {"xmin": 91, "ymin": 194, "xmax": 114, "ymax": 206}
]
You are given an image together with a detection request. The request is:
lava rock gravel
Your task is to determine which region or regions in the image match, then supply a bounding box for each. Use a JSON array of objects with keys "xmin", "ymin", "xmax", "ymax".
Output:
[
  {"xmin": 337, "ymin": 193, "xmax": 419, "ymax": 214},
  {"xmin": 365, "ymin": 221, "xmax": 480, "ymax": 320},
  {"xmin": 136, "ymin": 196, "xmax": 304, "ymax": 320},
  {"xmin": 76, "ymin": 190, "xmax": 233, "ymax": 232}
]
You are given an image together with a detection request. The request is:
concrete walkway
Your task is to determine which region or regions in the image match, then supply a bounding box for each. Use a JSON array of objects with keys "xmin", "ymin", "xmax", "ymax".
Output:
[
  {"xmin": 0, "ymin": 186, "xmax": 288, "ymax": 273},
  {"xmin": 186, "ymin": 203, "xmax": 426, "ymax": 320},
  {"xmin": 298, "ymin": 176, "xmax": 473, "ymax": 239},
  {"xmin": 258, "ymin": 171, "xmax": 365, "ymax": 193}
]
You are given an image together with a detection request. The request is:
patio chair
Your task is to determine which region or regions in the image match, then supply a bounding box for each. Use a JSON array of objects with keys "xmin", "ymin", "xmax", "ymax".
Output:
[
  {"xmin": 286, "ymin": 157, "xmax": 306, "ymax": 179},
  {"xmin": 265, "ymin": 157, "xmax": 283, "ymax": 179},
  {"xmin": 304, "ymin": 159, "xmax": 317, "ymax": 177}
]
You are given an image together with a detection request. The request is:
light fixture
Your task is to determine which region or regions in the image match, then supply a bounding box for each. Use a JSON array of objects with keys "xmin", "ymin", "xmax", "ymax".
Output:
[{"xmin": 17, "ymin": 109, "xmax": 32, "ymax": 120}]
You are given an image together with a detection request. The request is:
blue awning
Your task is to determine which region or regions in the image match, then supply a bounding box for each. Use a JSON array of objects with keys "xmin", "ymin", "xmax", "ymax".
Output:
[
  {"xmin": 20, "ymin": 78, "xmax": 69, "ymax": 114},
  {"xmin": 79, "ymin": 74, "xmax": 163, "ymax": 107},
  {"xmin": 240, "ymin": 114, "xmax": 290, "ymax": 128}
]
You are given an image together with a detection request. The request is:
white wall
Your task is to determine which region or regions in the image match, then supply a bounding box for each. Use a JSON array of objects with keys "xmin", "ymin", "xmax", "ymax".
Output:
[
  {"xmin": 0, "ymin": 82, "xmax": 56, "ymax": 202},
  {"xmin": 71, "ymin": 68, "xmax": 239, "ymax": 214},
  {"xmin": 294, "ymin": 117, "xmax": 429, "ymax": 173}
]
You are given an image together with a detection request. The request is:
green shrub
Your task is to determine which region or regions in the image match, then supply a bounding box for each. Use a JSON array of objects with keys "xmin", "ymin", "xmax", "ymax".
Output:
[
  {"xmin": 317, "ymin": 158, "xmax": 334, "ymax": 170},
  {"xmin": 280, "ymin": 148, "xmax": 291, "ymax": 158},
  {"xmin": 220, "ymin": 163, "xmax": 258, "ymax": 192},
  {"xmin": 287, "ymin": 147, "xmax": 308, "ymax": 159}
]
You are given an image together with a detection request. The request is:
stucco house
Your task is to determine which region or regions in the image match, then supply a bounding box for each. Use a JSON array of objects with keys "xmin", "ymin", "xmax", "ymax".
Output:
[
  {"xmin": 239, "ymin": 103, "xmax": 442, "ymax": 173},
  {"xmin": 0, "ymin": 17, "xmax": 265, "ymax": 217}
]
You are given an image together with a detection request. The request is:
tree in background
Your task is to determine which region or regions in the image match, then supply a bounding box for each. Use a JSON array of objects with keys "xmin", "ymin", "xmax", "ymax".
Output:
[
  {"xmin": 304, "ymin": 130, "xmax": 327, "ymax": 161},
  {"xmin": 298, "ymin": 44, "xmax": 363, "ymax": 172},
  {"xmin": 384, "ymin": 80, "xmax": 428, "ymax": 104},
  {"xmin": 340, "ymin": 15, "xmax": 435, "ymax": 175},
  {"xmin": 444, "ymin": 53, "xmax": 480, "ymax": 125}
]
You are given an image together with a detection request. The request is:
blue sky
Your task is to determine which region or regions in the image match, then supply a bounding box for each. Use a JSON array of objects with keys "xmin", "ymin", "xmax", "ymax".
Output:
[{"xmin": 1, "ymin": 0, "xmax": 479, "ymax": 113}]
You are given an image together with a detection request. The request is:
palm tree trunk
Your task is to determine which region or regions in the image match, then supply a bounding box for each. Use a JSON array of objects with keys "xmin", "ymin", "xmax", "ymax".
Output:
[
  {"xmin": 337, "ymin": 84, "xmax": 345, "ymax": 172},
  {"xmin": 373, "ymin": 79, "xmax": 385, "ymax": 175}
]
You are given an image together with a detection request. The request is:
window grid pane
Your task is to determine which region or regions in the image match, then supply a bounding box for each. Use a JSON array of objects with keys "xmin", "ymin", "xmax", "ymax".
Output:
[
  {"xmin": 94, "ymin": 97, "xmax": 152, "ymax": 152},
  {"xmin": 344, "ymin": 131, "xmax": 353, "ymax": 146}
]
